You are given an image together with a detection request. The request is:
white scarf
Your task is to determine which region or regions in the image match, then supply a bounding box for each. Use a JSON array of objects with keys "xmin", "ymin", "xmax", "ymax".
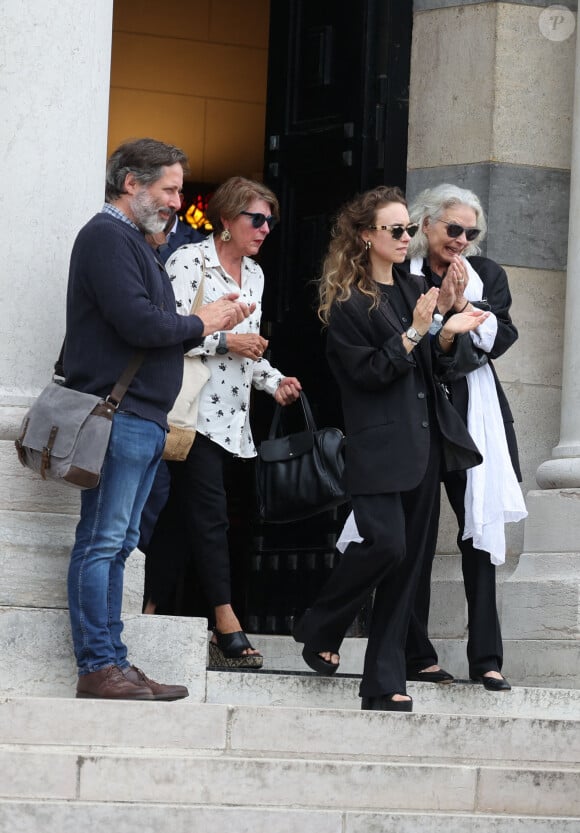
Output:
[{"xmin": 337, "ymin": 256, "xmax": 527, "ymax": 565}]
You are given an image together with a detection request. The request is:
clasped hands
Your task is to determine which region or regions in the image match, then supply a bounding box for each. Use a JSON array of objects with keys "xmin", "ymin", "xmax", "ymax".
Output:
[
  {"xmin": 197, "ymin": 293, "xmax": 256, "ymax": 336},
  {"xmin": 437, "ymin": 255, "xmax": 471, "ymax": 315}
]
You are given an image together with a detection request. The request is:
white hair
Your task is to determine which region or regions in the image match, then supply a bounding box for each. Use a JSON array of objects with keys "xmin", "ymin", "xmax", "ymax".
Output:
[{"xmin": 407, "ymin": 183, "xmax": 487, "ymax": 259}]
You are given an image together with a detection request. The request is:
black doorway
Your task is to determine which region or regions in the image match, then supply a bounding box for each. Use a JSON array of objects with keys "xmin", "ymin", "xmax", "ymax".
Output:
[{"xmin": 242, "ymin": 0, "xmax": 413, "ymax": 635}]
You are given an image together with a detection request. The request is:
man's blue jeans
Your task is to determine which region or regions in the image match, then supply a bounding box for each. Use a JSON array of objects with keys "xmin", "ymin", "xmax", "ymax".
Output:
[{"xmin": 68, "ymin": 412, "xmax": 166, "ymax": 675}]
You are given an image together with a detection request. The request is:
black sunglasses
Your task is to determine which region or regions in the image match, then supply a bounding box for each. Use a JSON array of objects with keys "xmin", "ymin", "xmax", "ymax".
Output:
[
  {"xmin": 439, "ymin": 219, "xmax": 480, "ymax": 242},
  {"xmin": 239, "ymin": 211, "xmax": 278, "ymax": 230},
  {"xmin": 368, "ymin": 223, "xmax": 419, "ymax": 240}
]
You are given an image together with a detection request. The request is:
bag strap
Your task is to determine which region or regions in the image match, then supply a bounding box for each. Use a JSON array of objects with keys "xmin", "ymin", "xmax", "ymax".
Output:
[
  {"xmin": 268, "ymin": 391, "xmax": 317, "ymax": 439},
  {"xmin": 106, "ymin": 350, "xmax": 146, "ymax": 408},
  {"xmin": 189, "ymin": 247, "xmax": 206, "ymax": 315},
  {"xmin": 54, "ymin": 337, "xmax": 145, "ymax": 410}
]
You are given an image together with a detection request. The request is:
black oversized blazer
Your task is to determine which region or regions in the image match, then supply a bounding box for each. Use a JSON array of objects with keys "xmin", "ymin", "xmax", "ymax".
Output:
[{"xmin": 326, "ymin": 265, "xmax": 482, "ymax": 496}]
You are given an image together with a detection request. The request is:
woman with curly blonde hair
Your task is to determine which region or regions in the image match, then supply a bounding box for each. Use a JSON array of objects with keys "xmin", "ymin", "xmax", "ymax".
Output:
[{"xmin": 293, "ymin": 185, "xmax": 488, "ymax": 711}]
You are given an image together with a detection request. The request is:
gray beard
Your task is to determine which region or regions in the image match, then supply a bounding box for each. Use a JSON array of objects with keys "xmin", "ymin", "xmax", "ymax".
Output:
[{"xmin": 131, "ymin": 192, "xmax": 172, "ymax": 235}]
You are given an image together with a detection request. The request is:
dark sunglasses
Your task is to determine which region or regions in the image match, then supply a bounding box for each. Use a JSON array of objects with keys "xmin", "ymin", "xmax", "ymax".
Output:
[
  {"xmin": 239, "ymin": 210, "xmax": 278, "ymax": 230},
  {"xmin": 368, "ymin": 222, "xmax": 419, "ymax": 240},
  {"xmin": 439, "ymin": 219, "xmax": 480, "ymax": 242}
]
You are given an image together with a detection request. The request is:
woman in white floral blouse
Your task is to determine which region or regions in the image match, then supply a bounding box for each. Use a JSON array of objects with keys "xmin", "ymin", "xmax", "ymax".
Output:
[{"xmin": 161, "ymin": 177, "xmax": 301, "ymax": 668}]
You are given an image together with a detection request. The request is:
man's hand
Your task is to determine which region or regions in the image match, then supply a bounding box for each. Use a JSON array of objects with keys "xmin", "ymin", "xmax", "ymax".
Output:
[
  {"xmin": 274, "ymin": 377, "xmax": 302, "ymax": 406},
  {"xmin": 195, "ymin": 293, "xmax": 254, "ymax": 335}
]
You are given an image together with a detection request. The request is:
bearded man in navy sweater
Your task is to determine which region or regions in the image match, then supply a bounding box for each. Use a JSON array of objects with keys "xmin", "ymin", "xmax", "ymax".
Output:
[{"xmin": 64, "ymin": 138, "xmax": 249, "ymax": 701}]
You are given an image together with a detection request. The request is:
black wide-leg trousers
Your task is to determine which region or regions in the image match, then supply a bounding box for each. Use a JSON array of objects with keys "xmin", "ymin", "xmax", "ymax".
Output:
[
  {"xmin": 405, "ymin": 468, "xmax": 503, "ymax": 678},
  {"xmin": 297, "ymin": 430, "xmax": 442, "ymax": 698}
]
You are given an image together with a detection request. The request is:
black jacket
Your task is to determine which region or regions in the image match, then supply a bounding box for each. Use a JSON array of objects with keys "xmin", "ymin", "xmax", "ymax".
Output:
[
  {"xmin": 401, "ymin": 256, "xmax": 521, "ymax": 480},
  {"xmin": 326, "ymin": 265, "xmax": 482, "ymax": 495}
]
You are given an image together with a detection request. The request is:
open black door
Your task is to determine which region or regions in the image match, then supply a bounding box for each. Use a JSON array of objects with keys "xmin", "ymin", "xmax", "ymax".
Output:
[
  {"xmin": 258, "ymin": 0, "xmax": 412, "ymax": 426},
  {"xmin": 245, "ymin": 0, "xmax": 413, "ymax": 635}
]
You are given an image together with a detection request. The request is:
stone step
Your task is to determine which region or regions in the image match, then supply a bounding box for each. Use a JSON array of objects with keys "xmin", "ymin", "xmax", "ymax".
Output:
[
  {"xmin": 0, "ymin": 608, "xmax": 208, "ymax": 702},
  {"xmin": 1, "ymin": 697, "xmax": 578, "ymax": 766},
  {"xmin": 206, "ymin": 669, "xmax": 580, "ymax": 719},
  {"xmin": 1, "ymin": 801, "xmax": 578, "ymax": 833},
  {"xmin": 0, "ymin": 509, "xmax": 144, "ymax": 612},
  {"xmin": 0, "ymin": 699, "xmax": 579, "ymax": 818},
  {"xmin": 248, "ymin": 634, "xmax": 580, "ymax": 689},
  {"xmin": 1, "ymin": 746, "xmax": 578, "ymax": 816},
  {"xmin": 2, "ymin": 610, "xmax": 580, "ymax": 699}
]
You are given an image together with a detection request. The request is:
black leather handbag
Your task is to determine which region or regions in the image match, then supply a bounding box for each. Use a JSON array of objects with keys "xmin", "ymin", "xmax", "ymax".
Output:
[{"xmin": 255, "ymin": 392, "xmax": 348, "ymax": 524}]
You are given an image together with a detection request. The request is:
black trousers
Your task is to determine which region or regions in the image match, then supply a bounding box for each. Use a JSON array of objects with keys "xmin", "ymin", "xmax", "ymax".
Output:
[
  {"xmin": 297, "ymin": 429, "xmax": 442, "ymax": 698},
  {"xmin": 167, "ymin": 433, "xmax": 233, "ymax": 608},
  {"xmin": 142, "ymin": 433, "xmax": 239, "ymax": 619},
  {"xmin": 405, "ymin": 468, "xmax": 503, "ymax": 678}
]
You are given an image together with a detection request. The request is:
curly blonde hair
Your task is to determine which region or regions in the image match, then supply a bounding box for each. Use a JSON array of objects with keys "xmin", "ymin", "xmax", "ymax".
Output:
[{"xmin": 318, "ymin": 186, "xmax": 407, "ymax": 325}]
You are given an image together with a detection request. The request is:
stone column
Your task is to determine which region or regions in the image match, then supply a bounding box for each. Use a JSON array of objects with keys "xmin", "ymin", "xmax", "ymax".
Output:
[
  {"xmin": 501, "ymin": 5, "xmax": 580, "ymax": 685},
  {"xmin": 0, "ymin": 0, "xmax": 119, "ymax": 693},
  {"xmin": 537, "ymin": 6, "xmax": 580, "ymax": 489},
  {"xmin": 0, "ymin": 0, "xmax": 114, "ymax": 593},
  {"xmin": 408, "ymin": 0, "xmax": 579, "ymax": 685},
  {"xmin": 0, "ymin": 1, "xmax": 206, "ymax": 698}
]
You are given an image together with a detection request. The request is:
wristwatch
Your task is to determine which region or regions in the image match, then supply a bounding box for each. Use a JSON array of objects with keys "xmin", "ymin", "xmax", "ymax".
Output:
[
  {"xmin": 405, "ymin": 326, "xmax": 423, "ymax": 345},
  {"xmin": 216, "ymin": 331, "xmax": 228, "ymax": 355}
]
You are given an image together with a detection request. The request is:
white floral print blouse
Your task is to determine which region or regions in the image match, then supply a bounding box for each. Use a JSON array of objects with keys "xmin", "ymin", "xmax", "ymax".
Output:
[{"xmin": 166, "ymin": 234, "xmax": 283, "ymax": 458}]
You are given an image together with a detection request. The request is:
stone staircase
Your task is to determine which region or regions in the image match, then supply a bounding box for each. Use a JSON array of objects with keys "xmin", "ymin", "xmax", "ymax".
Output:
[
  {"xmin": 1, "ymin": 672, "xmax": 579, "ymax": 832},
  {"xmin": 1, "ymin": 425, "xmax": 580, "ymax": 830},
  {"xmin": 1, "ymin": 620, "xmax": 580, "ymax": 831}
]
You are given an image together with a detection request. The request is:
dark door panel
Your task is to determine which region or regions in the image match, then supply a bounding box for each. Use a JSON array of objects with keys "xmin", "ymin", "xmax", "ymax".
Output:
[{"xmin": 244, "ymin": 0, "xmax": 412, "ymax": 635}]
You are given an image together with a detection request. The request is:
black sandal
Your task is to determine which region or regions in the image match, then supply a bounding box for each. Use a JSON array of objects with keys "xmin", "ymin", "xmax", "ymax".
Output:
[
  {"xmin": 208, "ymin": 629, "xmax": 263, "ymax": 670},
  {"xmin": 301, "ymin": 647, "xmax": 340, "ymax": 676}
]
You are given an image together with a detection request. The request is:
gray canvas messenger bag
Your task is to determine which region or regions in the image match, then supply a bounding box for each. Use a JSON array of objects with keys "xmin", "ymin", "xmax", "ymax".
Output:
[{"xmin": 15, "ymin": 351, "xmax": 144, "ymax": 490}]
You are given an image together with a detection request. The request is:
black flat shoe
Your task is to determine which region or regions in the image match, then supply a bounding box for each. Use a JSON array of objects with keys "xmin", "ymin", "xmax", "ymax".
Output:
[
  {"xmin": 301, "ymin": 646, "xmax": 340, "ymax": 676},
  {"xmin": 471, "ymin": 674, "xmax": 511, "ymax": 691},
  {"xmin": 407, "ymin": 667, "xmax": 455, "ymax": 684},
  {"xmin": 361, "ymin": 694, "xmax": 413, "ymax": 712}
]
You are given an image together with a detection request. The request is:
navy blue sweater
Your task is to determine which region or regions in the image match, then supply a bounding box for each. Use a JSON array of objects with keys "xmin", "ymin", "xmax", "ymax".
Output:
[{"xmin": 64, "ymin": 212, "xmax": 204, "ymax": 430}]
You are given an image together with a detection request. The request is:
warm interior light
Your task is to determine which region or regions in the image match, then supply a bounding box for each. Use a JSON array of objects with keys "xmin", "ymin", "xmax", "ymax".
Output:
[{"xmin": 182, "ymin": 187, "xmax": 214, "ymax": 232}]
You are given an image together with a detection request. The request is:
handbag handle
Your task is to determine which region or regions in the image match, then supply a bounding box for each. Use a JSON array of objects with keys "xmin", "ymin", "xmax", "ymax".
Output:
[{"xmin": 268, "ymin": 391, "xmax": 317, "ymax": 439}]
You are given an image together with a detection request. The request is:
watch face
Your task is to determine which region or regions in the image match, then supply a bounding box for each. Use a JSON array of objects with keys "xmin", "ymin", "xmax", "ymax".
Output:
[{"xmin": 407, "ymin": 327, "xmax": 419, "ymax": 339}]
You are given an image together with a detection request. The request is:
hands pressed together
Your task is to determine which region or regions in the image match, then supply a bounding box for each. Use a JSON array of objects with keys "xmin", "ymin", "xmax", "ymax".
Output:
[{"xmin": 437, "ymin": 255, "xmax": 471, "ymax": 315}]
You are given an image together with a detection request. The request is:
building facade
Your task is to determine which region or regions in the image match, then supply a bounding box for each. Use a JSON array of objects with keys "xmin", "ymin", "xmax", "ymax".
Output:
[{"xmin": 1, "ymin": 0, "xmax": 579, "ymax": 687}]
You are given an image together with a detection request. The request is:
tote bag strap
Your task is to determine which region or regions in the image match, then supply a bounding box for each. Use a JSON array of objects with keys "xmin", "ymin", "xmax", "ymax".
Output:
[{"xmin": 189, "ymin": 247, "xmax": 206, "ymax": 315}]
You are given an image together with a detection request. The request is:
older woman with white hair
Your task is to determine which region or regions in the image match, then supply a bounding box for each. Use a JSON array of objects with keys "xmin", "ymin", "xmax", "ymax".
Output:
[{"xmin": 401, "ymin": 182, "xmax": 526, "ymax": 691}]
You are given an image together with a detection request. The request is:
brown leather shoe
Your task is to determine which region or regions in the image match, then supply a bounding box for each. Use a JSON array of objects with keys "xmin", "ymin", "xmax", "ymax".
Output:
[
  {"xmin": 76, "ymin": 664, "xmax": 154, "ymax": 700},
  {"xmin": 123, "ymin": 665, "xmax": 189, "ymax": 701}
]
